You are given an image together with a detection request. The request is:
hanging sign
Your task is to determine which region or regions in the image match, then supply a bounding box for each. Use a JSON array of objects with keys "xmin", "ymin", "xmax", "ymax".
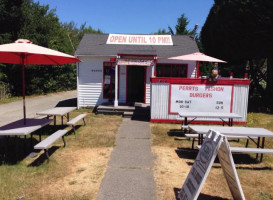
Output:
[
  {"xmin": 117, "ymin": 59, "xmax": 154, "ymax": 66},
  {"xmin": 169, "ymin": 84, "xmax": 233, "ymax": 114},
  {"xmin": 106, "ymin": 34, "xmax": 173, "ymax": 45},
  {"xmin": 179, "ymin": 130, "xmax": 245, "ymax": 200}
]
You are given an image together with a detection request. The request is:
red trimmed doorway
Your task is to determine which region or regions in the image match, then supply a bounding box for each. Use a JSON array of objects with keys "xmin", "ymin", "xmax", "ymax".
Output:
[{"xmin": 127, "ymin": 66, "xmax": 146, "ymax": 104}]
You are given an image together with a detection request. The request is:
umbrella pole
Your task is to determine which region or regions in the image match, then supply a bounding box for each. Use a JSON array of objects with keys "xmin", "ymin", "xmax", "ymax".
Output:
[
  {"xmin": 21, "ymin": 55, "xmax": 26, "ymax": 125},
  {"xmin": 196, "ymin": 61, "xmax": 200, "ymax": 78}
]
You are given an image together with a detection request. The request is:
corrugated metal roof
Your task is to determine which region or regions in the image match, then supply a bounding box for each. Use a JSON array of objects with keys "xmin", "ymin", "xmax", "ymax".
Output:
[{"xmin": 75, "ymin": 33, "xmax": 199, "ymax": 58}]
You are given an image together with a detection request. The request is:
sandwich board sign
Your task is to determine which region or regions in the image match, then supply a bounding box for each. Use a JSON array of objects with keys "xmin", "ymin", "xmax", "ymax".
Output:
[{"xmin": 178, "ymin": 130, "xmax": 245, "ymax": 200}]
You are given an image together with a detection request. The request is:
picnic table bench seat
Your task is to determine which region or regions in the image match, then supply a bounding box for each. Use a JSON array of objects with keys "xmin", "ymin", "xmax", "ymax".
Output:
[
  {"xmin": 34, "ymin": 129, "xmax": 68, "ymax": 162},
  {"xmin": 185, "ymin": 133, "xmax": 257, "ymax": 149},
  {"xmin": 67, "ymin": 114, "xmax": 86, "ymax": 134},
  {"xmin": 197, "ymin": 145, "xmax": 273, "ymax": 154}
]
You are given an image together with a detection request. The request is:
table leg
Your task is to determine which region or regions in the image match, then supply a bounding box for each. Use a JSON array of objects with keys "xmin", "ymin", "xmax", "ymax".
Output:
[
  {"xmin": 184, "ymin": 117, "xmax": 188, "ymax": 126},
  {"xmin": 24, "ymin": 135, "xmax": 27, "ymax": 153},
  {"xmin": 198, "ymin": 134, "xmax": 201, "ymax": 145},
  {"xmin": 30, "ymin": 133, "xmax": 33, "ymax": 147},
  {"xmin": 260, "ymin": 137, "xmax": 265, "ymax": 162},
  {"xmin": 67, "ymin": 113, "xmax": 69, "ymax": 122},
  {"xmin": 256, "ymin": 137, "xmax": 260, "ymax": 159},
  {"xmin": 54, "ymin": 116, "xmax": 56, "ymax": 126},
  {"xmin": 61, "ymin": 116, "xmax": 64, "ymax": 126},
  {"xmin": 15, "ymin": 136, "xmax": 18, "ymax": 162}
]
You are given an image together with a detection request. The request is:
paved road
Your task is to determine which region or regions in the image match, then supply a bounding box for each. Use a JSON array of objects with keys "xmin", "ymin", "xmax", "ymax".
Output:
[{"xmin": 0, "ymin": 90, "xmax": 77, "ymax": 126}]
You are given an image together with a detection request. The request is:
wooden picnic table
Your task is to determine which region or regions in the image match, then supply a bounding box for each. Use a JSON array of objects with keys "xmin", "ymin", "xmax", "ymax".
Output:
[
  {"xmin": 189, "ymin": 125, "xmax": 273, "ymax": 161},
  {"xmin": 177, "ymin": 112, "xmax": 242, "ymax": 126},
  {"xmin": 36, "ymin": 107, "xmax": 76, "ymax": 126}
]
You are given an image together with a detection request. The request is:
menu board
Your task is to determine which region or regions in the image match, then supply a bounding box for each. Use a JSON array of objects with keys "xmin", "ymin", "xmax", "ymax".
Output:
[
  {"xmin": 179, "ymin": 131, "xmax": 245, "ymax": 200},
  {"xmin": 169, "ymin": 84, "xmax": 233, "ymax": 114}
]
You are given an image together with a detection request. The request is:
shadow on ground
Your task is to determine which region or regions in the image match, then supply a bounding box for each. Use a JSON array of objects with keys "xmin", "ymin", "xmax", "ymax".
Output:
[
  {"xmin": 0, "ymin": 124, "xmax": 73, "ymax": 165},
  {"xmin": 175, "ymin": 147, "xmax": 261, "ymax": 165},
  {"xmin": 167, "ymin": 129, "xmax": 185, "ymax": 137},
  {"xmin": 28, "ymin": 146, "xmax": 60, "ymax": 167},
  {"xmin": 173, "ymin": 188, "xmax": 231, "ymax": 200},
  {"xmin": 55, "ymin": 98, "xmax": 77, "ymax": 107}
]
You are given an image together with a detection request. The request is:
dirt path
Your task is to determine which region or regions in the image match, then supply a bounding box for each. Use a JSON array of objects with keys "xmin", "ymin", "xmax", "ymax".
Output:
[{"xmin": 0, "ymin": 90, "xmax": 76, "ymax": 126}]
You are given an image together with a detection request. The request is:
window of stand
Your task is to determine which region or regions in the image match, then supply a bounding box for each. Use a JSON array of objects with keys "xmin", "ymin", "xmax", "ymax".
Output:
[
  {"xmin": 103, "ymin": 62, "xmax": 116, "ymax": 99},
  {"xmin": 156, "ymin": 64, "xmax": 187, "ymax": 77}
]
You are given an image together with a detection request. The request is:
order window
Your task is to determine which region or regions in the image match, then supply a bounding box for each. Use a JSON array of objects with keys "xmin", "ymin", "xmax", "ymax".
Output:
[{"xmin": 156, "ymin": 64, "xmax": 187, "ymax": 77}]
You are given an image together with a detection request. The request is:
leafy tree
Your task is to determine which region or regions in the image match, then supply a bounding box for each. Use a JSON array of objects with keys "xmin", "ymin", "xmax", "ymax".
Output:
[
  {"xmin": 153, "ymin": 28, "xmax": 168, "ymax": 35},
  {"xmin": 0, "ymin": 0, "xmax": 102, "ymax": 96},
  {"xmin": 63, "ymin": 22, "xmax": 102, "ymax": 52},
  {"xmin": 201, "ymin": 0, "xmax": 273, "ymax": 111}
]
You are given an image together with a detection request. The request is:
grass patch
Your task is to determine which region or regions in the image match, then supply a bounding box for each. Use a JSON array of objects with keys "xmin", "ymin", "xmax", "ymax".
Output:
[
  {"xmin": 0, "ymin": 110, "xmax": 122, "ymax": 199},
  {"xmin": 151, "ymin": 113, "xmax": 273, "ymax": 200}
]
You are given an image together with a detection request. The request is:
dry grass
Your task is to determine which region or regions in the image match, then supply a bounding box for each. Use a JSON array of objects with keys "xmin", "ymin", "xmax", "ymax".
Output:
[
  {"xmin": 151, "ymin": 113, "xmax": 273, "ymax": 200},
  {"xmin": 0, "ymin": 110, "xmax": 122, "ymax": 200}
]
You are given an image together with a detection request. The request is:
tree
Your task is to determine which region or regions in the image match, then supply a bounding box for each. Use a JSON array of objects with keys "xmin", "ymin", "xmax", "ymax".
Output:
[
  {"xmin": 201, "ymin": 0, "xmax": 273, "ymax": 111},
  {"xmin": 63, "ymin": 22, "xmax": 102, "ymax": 52},
  {"xmin": 0, "ymin": 0, "xmax": 78, "ymax": 95}
]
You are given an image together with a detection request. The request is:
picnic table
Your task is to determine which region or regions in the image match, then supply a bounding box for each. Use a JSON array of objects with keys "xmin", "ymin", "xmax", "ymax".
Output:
[
  {"xmin": 36, "ymin": 107, "xmax": 76, "ymax": 126},
  {"xmin": 0, "ymin": 118, "xmax": 53, "ymax": 153},
  {"xmin": 177, "ymin": 112, "xmax": 242, "ymax": 126},
  {"xmin": 189, "ymin": 125, "xmax": 273, "ymax": 161}
]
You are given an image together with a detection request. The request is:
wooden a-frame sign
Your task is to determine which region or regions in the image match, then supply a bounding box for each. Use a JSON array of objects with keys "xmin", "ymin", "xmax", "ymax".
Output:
[{"xmin": 179, "ymin": 130, "xmax": 245, "ymax": 200}]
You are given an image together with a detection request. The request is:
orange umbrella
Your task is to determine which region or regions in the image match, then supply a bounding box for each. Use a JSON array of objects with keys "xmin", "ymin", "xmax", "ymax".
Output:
[{"xmin": 0, "ymin": 39, "xmax": 80, "ymax": 124}]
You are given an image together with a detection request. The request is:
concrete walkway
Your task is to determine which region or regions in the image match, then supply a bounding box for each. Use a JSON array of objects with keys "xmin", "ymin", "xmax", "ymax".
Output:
[{"xmin": 97, "ymin": 118, "xmax": 156, "ymax": 200}]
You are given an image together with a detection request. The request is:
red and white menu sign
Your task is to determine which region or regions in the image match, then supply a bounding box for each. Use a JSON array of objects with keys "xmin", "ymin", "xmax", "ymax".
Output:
[
  {"xmin": 106, "ymin": 34, "xmax": 173, "ymax": 45},
  {"xmin": 169, "ymin": 84, "xmax": 233, "ymax": 114}
]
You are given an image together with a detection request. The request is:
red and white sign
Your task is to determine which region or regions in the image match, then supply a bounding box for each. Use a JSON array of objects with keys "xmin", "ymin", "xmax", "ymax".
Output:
[
  {"xmin": 106, "ymin": 34, "xmax": 173, "ymax": 45},
  {"xmin": 169, "ymin": 84, "xmax": 233, "ymax": 114},
  {"xmin": 117, "ymin": 59, "xmax": 154, "ymax": 66}
]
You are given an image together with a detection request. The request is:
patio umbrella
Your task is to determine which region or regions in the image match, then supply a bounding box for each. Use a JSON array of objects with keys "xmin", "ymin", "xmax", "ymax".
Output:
[
  {"xmin": 168, "ymin": 52, "xmax": 226, "ymax": 78},
  {"xmin": 0, "ymin": 39, "xmax": 80, "ymax": 124}
]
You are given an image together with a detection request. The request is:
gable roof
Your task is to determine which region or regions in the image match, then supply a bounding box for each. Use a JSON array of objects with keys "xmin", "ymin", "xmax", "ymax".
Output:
[{"xmin": 75, "ymin": 33, "xmax": 199, "ymax": 58}]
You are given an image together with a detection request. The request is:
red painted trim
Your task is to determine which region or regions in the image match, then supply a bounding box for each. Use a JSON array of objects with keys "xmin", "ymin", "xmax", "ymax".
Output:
[
  {"xmin": 118, "ymin": 54, "xmax": 157, "ymax": 57},
  {"xmin": 230, "ymin": 85, "xmax": 234, "ymax": 112},
  {"xmin": 150, "ymin": 118, "xmax": 247, "ymax": 125},
  {"xmin": 103, "ymin": 62, "xmax": 119, "ymax": 100},
  {"xmin": 150, "ymin": 77, "xmax": 250, "ymax": 85}
]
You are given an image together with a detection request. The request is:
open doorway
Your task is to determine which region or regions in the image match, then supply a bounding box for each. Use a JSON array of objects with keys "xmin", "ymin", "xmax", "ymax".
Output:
[{"xmin": 127, "ymin": 66, "xmax": 145, "ymax": 104}]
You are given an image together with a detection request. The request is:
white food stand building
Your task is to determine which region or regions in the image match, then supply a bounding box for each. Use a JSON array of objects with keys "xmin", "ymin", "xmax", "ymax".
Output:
[{"xmin": 75, "ymin": 33, "xmax": 249, "ymax": 124}]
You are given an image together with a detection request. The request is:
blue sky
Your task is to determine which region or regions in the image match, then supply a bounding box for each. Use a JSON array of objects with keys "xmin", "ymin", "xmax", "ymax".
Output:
[{"xmin": 34, "ymin": 0, "xmax": 214, "ymax": 34}]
